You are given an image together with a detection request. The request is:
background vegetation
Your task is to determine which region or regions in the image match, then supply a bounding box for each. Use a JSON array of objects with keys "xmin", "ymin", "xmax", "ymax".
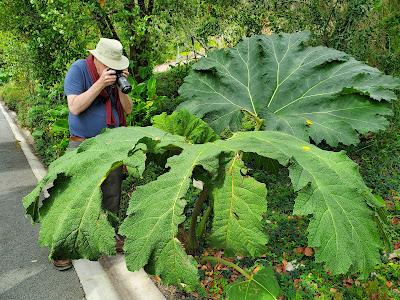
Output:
[{"xmin": 1, "ymin": 0, "xmax": 399, "ymax": 298}]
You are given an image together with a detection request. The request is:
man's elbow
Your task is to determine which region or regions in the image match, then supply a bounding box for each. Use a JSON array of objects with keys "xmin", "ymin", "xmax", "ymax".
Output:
[
  {"xmin": 67, "ymin": 96, "xmax": 80, "ymax": 115},
  {"xmin": 68, "ymin": 105, "xmax": 80, "ymax": 116}
]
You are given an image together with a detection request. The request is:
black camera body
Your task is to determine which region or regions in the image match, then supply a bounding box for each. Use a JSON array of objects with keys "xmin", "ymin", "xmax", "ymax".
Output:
[{"xmin": 110, "ymin": 69, "xmax": 132, "ymax": 94}]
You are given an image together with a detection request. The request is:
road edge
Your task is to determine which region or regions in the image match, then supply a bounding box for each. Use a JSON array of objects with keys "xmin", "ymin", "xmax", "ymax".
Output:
[{"xmin": 0, "ymin": 101, "xmax": 165, "ymax": 300}]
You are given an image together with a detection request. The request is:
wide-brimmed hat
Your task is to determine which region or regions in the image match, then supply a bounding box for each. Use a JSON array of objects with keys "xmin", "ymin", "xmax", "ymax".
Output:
[{"xmin": 88, "ymin": 38, "xmax": 129, "ymax": 70}]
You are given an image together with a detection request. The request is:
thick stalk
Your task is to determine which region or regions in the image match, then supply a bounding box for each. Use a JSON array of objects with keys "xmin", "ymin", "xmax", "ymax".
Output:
[
  {"xmin": 187, "ymin": 188, "xmax": 207, "ymax": 254},
  {"xmin": 201, "ymin": 256, "xmax": 251, "ymax": 279},
  {"xmin": 196, "ymin": 204, "xmax": 212, "ymax": 239}
]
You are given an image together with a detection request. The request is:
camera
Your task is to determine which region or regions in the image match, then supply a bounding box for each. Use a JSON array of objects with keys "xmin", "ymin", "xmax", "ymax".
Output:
[{"xmin": 110, "ymin": 69, "xmax": 132, "ymax": 94}]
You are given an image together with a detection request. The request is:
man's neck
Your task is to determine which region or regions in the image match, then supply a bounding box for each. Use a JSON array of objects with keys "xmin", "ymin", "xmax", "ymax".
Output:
[{"xmin": 93, "ymin": 57, "xmax": 103, "ymax": 75}]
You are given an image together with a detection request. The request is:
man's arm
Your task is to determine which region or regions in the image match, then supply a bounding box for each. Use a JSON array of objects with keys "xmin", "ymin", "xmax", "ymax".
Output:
[
  {"xmin": 68, "ymin": 69, "xmax": 117, "ymax": 115},
  {"xmin": 118, "ymin": 89, "xmax": 133, "ymax": 115}
]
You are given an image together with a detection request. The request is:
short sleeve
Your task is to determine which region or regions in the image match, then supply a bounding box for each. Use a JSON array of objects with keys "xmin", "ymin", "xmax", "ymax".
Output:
[{"xmin": 64, "ymin": 62, "xmax": 85, "ymax": 96}]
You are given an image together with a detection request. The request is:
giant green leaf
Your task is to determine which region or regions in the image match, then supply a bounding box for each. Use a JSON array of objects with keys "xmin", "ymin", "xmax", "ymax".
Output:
[
  {"xmin": 210, "ymin": 154, "xmax": 268, "ymax": 257},
  {"xmin": 178, "ymin": 31, "xmax": 400, "ymax": 146},
  {"xmin": 223, "ymin": 131, "xmax": 383, "ymax": 274},
  {"xmin": 119, "ymin": 142, "xmax": 224, "ymax": 288},
  {"xmin": 22, "ymin": 126, "xmax": 182, "ymax": 260},
  {"xmin": 227, "ymin": 267, "xmax": 280, "ymax": 300}
]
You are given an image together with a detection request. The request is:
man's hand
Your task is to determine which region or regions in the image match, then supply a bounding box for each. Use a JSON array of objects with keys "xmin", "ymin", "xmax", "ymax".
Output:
[
  {"xmin": 122, "ymin": 69, "xmax": 129, "ymax": 78},
  {"xmin": 99, "ymin": 69, "xmax": 117, "ymax": 88}
]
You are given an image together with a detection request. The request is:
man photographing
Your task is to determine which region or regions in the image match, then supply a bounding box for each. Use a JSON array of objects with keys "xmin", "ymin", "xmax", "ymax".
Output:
[{"xmin": 58, "ymin": 38, "xmax": 132, "ymax": 270}]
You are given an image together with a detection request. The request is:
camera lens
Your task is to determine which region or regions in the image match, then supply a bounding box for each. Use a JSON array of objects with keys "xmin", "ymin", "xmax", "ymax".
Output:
[{"xmin": 116, "ymin": 73, "xmax": 132, "ymax": 94}]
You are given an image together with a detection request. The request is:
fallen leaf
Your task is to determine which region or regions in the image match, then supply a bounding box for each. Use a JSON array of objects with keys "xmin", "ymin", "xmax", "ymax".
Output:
[
  {"xmin": 387, "ymin": 201, "xmax": 395, "ymax": 211},
  {"xmin": 275, "ymin": 265, "xmax": 284, "ymax": 273},
  {"xmin": 304, "ymin": 247, "xmax": 314, "ymax": 257},
  {"xmin": 294, "ymin": 247, "xmax": 305, "ymax": 254},
  {"xmin": 285, "ymin": 262, "xmax": 295, "ymax": 272},
  {"xmin": 282, "ymin": 259, "xmax": 288, "ymax": 268},
  {"xmin": 294, "ymin": 278, "xmax": 301, "ymax": 289},
  {"xmin": 343, "ymin": 278, "xmax": 353, "ymax": 288}
]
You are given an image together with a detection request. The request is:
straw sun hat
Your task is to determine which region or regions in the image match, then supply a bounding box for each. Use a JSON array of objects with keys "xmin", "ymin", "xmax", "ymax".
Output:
[{"xmin": 88, "ymin": 38, "xmax": 129, "ymax": 70}]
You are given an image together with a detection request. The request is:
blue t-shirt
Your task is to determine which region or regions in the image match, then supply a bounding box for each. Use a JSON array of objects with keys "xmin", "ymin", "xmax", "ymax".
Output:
[{"xmin": 64, "ymin": 59, "xmax": 120, "ymax": 138}]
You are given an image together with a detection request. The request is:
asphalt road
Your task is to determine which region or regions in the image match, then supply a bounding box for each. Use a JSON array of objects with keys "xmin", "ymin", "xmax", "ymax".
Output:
[{"xmin": 0, "ymin": 106, "xmax": 85, "ymax": 300}]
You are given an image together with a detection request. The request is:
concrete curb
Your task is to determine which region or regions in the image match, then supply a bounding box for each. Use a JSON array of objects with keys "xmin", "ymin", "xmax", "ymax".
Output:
[{"xmin": 0, "ymin": 101, "xmax": 165, "ymax": 300}]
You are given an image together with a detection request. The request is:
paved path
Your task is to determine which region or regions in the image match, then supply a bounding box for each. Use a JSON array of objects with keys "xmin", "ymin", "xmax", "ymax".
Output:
[{"xmin": 0, "ymin": 106, "xmax": 85, "ymax": 300}]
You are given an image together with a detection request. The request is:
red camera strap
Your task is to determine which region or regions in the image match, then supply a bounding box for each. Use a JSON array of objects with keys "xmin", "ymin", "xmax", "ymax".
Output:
[{"xmin": 86, "ymin": 55, "xmax": 126, "ymax": 127}]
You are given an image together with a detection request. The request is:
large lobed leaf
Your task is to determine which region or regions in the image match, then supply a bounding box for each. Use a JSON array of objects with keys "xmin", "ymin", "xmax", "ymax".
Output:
[
  {"xmin": 178, "ymin": 31, "xmax": 400, "ymax": 146},
  {"xmin": 119, "ymin": 141, "xmax": 224, "ymax": 287},
  {"xmin": 210, "ymin": 154, "xmax": 268, "ymax": 257},
  {"xmin": 22, "ymin": 126, "xmax": 181, "ymax": 260},
  {"xmin": 224, "ymin": 131, "xmax": 384, "ymax": 274}
]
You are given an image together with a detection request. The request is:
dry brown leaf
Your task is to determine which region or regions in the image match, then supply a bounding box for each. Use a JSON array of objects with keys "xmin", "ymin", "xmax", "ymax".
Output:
[
  {"xmin": 343, "ymin": 278, "xmax": 353, "ymax": 288},
  {"xmin": 275, "ymin": 265, "xmax": 284, "ymax": 273},
  {"xmin": 304, "ymin": 247, "xmax": 314, "ymax": 257},
  {"xmin": 394, "ymin": 242, "xmax": 400, "ymax": 250},
  {"xmin": 294, "ymin": 247, "xmax": 305, "ymax": 254},
  {"xmin": 294, "ymin": 278, "xmax": 301, "ymax": 289}
]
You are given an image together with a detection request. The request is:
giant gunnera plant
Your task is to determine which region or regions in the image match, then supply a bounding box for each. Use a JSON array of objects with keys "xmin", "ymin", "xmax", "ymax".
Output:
[{"xmin": 24, "ymin": 32, "xmax": 400, "ymax": 298}]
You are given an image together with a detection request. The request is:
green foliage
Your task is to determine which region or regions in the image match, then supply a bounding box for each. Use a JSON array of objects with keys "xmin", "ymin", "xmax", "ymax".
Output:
[
  {"xmin": 0, "ymin": 81, "xmax": 30, "ymax": 112},
  {"xmin": 24, "ymin": 124, "xmax": 388, "ymax": 290},
  {"xmin": 152, "ymin": 109, "xmax": 219, "ymax": 144},
  {"xmin": 227, "ymin": 267, "xmax": 280, "ymax": 300},
  {"xmin": 126, "ymin": 76, "xmax": 168, "ymax": 126},
  {"xmin": 178, "ymin": 32, "xmax": 400, "ymax": 146},
  {"xmin": 4, "ymin": 82, "xmax": 69, "ymax": 165},
  {"xmin": 0, "ymin": 0, "xmax": 96, "ymax": 85},
  {"xmin": 154, "ymin": 63, "xmax": 193, "ymax": 114}
]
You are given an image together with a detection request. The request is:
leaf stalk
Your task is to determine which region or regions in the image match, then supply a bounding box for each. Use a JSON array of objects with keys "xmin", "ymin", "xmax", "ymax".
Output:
[
  {"xmin": 187, "ymin": 187, "xmax": 208, "ymax": 254},
  {"xmin": 201, "ymin": 256, "xmax": 252, "ymax": 279}
]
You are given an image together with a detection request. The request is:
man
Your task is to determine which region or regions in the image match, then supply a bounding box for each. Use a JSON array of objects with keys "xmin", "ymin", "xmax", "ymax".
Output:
[{"xmin": 56, "ymin": 38, "xmax": 132, "ymax": 270}]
